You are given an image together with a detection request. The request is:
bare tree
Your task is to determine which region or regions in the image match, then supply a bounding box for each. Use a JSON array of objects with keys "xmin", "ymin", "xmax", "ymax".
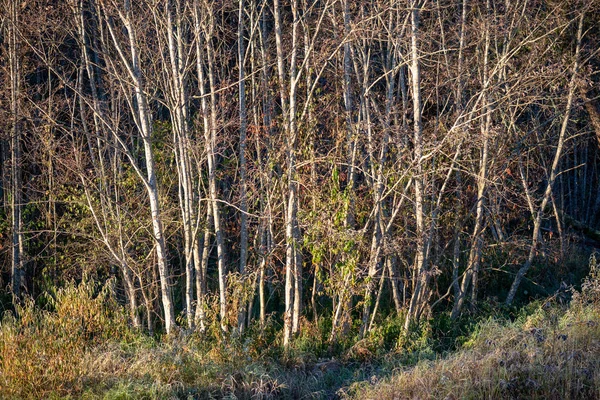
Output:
[
  {"xmin": 237, "ymin": 0, "xmax": 249, "ymax": 333},
  {"xmin": 194, "ymin": 0, "xmax": 228, "ymax": 332},
  {"xmin": 404, "ymin": 0, "xmax": 426, "ymax": 330},
  {"xmin": 97, "ymin": 0, "xmax": 176, "ymax": 333},
  {"xmin": 506, "ymin": 11, "xmax": 586, "ymax": 305},
  {"xmin": 6, "ymin": 0, "xmax": 24, "ymax": 299}
]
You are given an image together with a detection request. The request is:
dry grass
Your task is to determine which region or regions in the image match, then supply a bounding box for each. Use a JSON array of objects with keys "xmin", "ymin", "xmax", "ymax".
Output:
[
  {"xmin": 0, "ymin": 283, "xmax": 329, "ymax": 399},
  {"xmin": 346, "ymin": 259, "xmax": 600, "ymax": 400},
  {"xmin": 2, "ymin": 260, "xmax": 600, "ymax": 399},
  {"xmin": 0, "ymin": 281, "xmax": 130, "ymax": 399},
  {"xmin": 346, "ymin": 315, "xmax": 600, "ymax": 399}
]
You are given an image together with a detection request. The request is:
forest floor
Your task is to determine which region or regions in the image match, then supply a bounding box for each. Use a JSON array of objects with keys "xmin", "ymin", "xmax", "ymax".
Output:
[{"xmin": 1, "ymin": 274, "xmax": 600, "ymax": 399}]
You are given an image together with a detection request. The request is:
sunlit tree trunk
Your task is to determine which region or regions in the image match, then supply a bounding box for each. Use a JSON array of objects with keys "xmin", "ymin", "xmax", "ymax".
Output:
[
  {"xmin": 257, "ymin": 2, "xmax": 273, "ymax": 329},
  {"xmin": 194, "ymin": 0, "xmax": 227, "ymax": 331},
  {"xmin": 405, "ymin": 0, "xmax": 426, "ymax": 330},
  {"xmin": 8, "ymin": 0, "xmax": 24, "ymax": 299},
  {"xmin": 160, "ymin": 0, "xmax": 198, "ymax": 329},
  {"xmin": 99, "ymin": 0, "xmax": 176, "ymax": 333},
  {"xmin": 273, "ymin": 0, "xmax": 296, "ymax": 347},
  {"xmin": 237, "ymin": 0, "xmax": 249, "ymax": 333},
  {"xmin": 452, "ymin": 0, "xmax": 491, "ymax": 319}
]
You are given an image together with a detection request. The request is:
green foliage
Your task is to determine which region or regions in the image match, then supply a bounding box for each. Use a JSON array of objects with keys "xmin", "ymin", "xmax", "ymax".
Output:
[
  {"xmin": 366, "ymin": 314, "xmax": 406, "ymax": 355},
  {"xmin": 396, "ymin": 318, "xmax": 435, "ymax": 359},
  {"xmin": 429, "ymin": 311, "xmax": 480, "ymax": 352}
]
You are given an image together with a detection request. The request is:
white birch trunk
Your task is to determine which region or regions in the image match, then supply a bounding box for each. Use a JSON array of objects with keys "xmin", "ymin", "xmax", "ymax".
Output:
[
  {"xmin": 237, "ymin": 0, "xmax": 249, "ymax": 333},
  {"xmin": 8, "ymin": 0, "xmax": 23, "ymax": 299},
  {"xmin": 404, "ymin": 1, "xmax": 426, "ymax": 331},
  {"xmin": 100, "ymin": 0, "xmax": 176, "ymax": 333}
]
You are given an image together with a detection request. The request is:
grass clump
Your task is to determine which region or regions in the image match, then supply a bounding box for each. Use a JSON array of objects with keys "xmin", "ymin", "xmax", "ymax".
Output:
[{"xmin": 0, "ymin": 280, "xmax": 130, "ymax": 399}]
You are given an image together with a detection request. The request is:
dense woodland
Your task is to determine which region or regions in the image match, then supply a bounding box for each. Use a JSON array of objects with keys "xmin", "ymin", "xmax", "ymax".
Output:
[{"xmin": 1, "ymin": 0, "xmax": 600, "ymax": 346}]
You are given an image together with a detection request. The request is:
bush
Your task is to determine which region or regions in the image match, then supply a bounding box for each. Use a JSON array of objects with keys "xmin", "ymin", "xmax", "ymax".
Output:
[{"xmin": 0, "ymin": 280, "xmax": 130, "ymax": 399}]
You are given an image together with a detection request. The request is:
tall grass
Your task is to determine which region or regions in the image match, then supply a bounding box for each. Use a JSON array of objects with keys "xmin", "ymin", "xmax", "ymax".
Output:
[
  {"xmin": 1, "ymin": 257, "xmax": 599, "ymax": 399},
  {"xmin": 0, "ymin": 280, "xmax": 130, "ymax": 398},
  {"xmin": 0, "ymin": 281, "xmax": 349, "ymax": 398},
  {"xmin": 346, "ymin": 255, "xmax": 600, "ymax": 400}
]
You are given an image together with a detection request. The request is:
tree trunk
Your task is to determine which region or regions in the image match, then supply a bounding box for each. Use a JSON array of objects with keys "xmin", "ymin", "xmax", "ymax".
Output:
[
  {"xmin": 237, "ymin": 0, "xmax": 249, "ymax": 333},
  {"xmin": 506, "ymin": 12, "xmax": 585, "ymax": 305},
  {"xmin": 163, "ymin": 0, "xmax": 197, "ymax": 329},
  {"xmin": 194, "ymin": 1, "xmax": 228, "ymax": 331},
  {"xmin": 452, "ymin": 0, "xmax": 491, "ymax": 318},
  {"xmin": 273, "ymin": 0, "xmax": 297, "ymax": 348},
  {"xmin": 8, "ymin": 0, "xmax": 23, "ymax": 299},
  {"xmin": 101, "ymin": 1, "xmax": 176, "ymax": 333},
  {"xmin": 404, "ymin": 0, "xmax": 426, "ymax": 331}
]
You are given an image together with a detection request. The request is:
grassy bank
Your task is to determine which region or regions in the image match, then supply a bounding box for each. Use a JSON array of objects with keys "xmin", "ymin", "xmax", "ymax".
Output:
[
  {"xmin": 347, "ymin": 262, "xmax": 600, "ymax": 400},
  {"xmin": 1, "ymin": 265, "xmax": 599, "ymax": 399}
]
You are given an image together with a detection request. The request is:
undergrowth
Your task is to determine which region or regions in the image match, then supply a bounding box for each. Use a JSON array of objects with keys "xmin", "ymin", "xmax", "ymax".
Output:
[
  {"xmin": 1, "ymin": 255, "xmax": 599, "ymax": 399},
  {"xmin": 346, "ymin": 254, "xmax": 600, "ymax": 399}
]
